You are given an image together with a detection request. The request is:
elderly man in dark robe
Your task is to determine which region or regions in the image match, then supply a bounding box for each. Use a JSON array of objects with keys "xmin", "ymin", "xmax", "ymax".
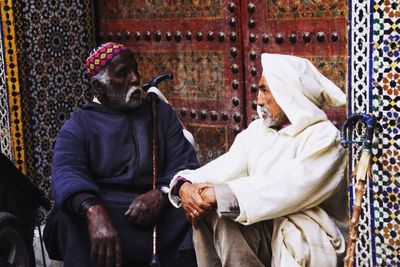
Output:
[{"xmin": 44, "ymin": 42, "xmax": 199, "ymax": 267}]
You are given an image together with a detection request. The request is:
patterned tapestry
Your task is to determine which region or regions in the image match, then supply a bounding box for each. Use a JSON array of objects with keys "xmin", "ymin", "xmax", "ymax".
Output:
[
  {"xmin": 134, "ymin": 51, "xmax": 225, "ymax": 101},
  {"xmin": 100, "ymin": 0, "xmax": 224, "ymax": 19},
  {"xmin": 349, "ymin": 0, "xmax": 399, "ymax": 265},
  {"xmin": 265, "ymin": 0, "xmax": 346, "ymax": 19}
]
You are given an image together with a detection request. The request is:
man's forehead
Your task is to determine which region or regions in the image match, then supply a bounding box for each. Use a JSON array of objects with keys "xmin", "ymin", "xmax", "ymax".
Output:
[{"xmin": 259, "ymin": 75, "xmax": 272, "ymax": 93}]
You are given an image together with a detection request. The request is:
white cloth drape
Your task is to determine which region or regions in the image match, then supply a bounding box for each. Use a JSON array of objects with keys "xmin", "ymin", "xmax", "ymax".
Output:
[{"xmin": 271, "ymin": 207, "xmax": 345, "ymax": 267}]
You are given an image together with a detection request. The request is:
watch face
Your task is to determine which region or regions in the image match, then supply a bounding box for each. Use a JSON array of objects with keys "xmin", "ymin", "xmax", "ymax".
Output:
[{"xmin": 160, "ymin": 186, "xmax": 170, "ymax": 195}]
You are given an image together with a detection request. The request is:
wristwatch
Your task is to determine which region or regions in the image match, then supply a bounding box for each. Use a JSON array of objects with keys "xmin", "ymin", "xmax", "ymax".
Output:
[
  {"xmin": 160, "ymin": 186, "xmax": 170, "ymax": 196},
  {"xmin": 79, "ymin": 197, "xmax": 101, "ymax": 218}
]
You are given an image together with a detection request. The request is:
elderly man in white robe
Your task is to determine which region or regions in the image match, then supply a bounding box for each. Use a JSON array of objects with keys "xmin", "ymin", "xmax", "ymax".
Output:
[{"xmin": 169, "ymin": 53, "xmax": 348, "ymax": 267}]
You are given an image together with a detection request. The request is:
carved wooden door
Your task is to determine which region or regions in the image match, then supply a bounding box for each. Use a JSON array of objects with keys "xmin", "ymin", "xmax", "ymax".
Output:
[
  {"xmin": 240, "ymin": 0, "xmax": 347, "ymax": 125},
  {"xmin": 96, "ymin": 0, "xmax": 246, "ymax": 164},
  {"xmin": 95, "ymin": 1, "xmax": 347, "ymax": 164}
]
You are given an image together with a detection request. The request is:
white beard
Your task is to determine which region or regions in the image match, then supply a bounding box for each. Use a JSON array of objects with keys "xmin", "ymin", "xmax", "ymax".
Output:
[
  {"xmin": 257, "ymin": 106, "xmax": 277, "ymax": 127},
  {"xmin": 105, "ymin": 83, "xmax": 143, "ymax": 111}
]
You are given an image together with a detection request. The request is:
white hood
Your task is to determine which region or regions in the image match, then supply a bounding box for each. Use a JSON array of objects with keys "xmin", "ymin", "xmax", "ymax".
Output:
[{"xmin": 261, "ymin": 53, "xmax": 346, "ymax": 136}]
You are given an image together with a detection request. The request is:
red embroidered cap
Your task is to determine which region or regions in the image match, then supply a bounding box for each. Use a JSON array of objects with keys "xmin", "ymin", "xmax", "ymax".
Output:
[{"xmin": 85, "ymin": 42, "xmax": 128, "ymax": 78}]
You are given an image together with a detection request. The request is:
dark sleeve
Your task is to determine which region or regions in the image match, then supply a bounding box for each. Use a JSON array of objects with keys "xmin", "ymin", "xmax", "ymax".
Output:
[
  {"xmin": 157, "ymin": 104, "xmax": 200, "ymax": 186},
  {"xmin": 171, "ymin": 176, "xmax": 191, "ymax": 196},
  {"xmin": 51, "ymin": 114, "xmax": 100, "ymax": 209},
  {"xmin": 66, "ymin": 192, "xmax": 99, "ymax": 216}
]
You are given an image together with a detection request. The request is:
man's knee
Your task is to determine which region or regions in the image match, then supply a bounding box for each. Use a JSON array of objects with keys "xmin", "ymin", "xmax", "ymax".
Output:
[
  {"xmin": 44, "ymin": 207, "xmax": 90, "ymax": 261},
  {"xmin": 195, "ymin": 212, "xmax": 272, "ymax": 253}
]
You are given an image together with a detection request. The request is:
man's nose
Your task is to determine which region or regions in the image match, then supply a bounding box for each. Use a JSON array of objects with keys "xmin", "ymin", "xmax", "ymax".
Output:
[
  {"xmin": 257, "ymin": 96, "xmax": 264, "ymax": 107},
  {"xmin": 129, "ymin": 72, "xmax": 139, "ymax": 85}
]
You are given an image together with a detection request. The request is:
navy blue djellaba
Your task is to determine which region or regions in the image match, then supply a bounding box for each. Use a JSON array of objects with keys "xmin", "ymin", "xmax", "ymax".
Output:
[{"xmin": 44, "ymin": 99, "xmax": 199, "ymax": 266}]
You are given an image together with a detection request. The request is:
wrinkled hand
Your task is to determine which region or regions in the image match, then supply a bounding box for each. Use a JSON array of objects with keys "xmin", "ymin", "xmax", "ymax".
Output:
[
  {"xmin": 179, "ymin": 183, "xmax": 214, "ymax": 226},
  {"xmin": 86, "ymin": 205, "xmax": 121, "ymax": 267},
  {"xmin": 124, "ymin": 189, "xmax": 168, "ymax": 226},
  {"xmin": 199, "ymin": 186, "xmax": 216, "ymax": 206}
]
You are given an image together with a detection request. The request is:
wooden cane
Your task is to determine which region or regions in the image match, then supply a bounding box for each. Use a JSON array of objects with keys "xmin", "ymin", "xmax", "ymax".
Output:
[
  {"xmin": 344, "ymin": 151, "xmax": 371, "ymax": 267},
  {"xmin": 150, "ymin": 94, "xmax": 160, "ymax": 267},
  {"xmin": 144, "ymin": 72, "xmax": 173, "ymax": 267},
  {"xmin": 341, "ymin": 113, "xmax": 376, "ymax": 267}
]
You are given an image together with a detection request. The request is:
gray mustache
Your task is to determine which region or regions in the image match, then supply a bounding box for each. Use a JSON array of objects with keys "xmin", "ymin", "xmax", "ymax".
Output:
[{"xmin": 125, "ymin": 86, "xmax": 142, "ymax": 103}]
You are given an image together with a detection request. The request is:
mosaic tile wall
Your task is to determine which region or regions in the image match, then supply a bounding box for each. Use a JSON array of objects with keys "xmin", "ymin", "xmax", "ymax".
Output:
[
  {"xmin": 1, "ymin": 0, "xmax": 26, "ymax": 172},
  {"xmin": 349, "ymin": 0, "xmax": 400, "ymax": 265},
  {"xmin": 0, "ymin": 7, "xmax": 12, "ymax": 159},
  {"xmin": 371, "ymin": 0, "xmax": 400, "ymax": 265},
  {"xmin": 3, "ymin": 0, "xmax": 94, "ymax": 203}
]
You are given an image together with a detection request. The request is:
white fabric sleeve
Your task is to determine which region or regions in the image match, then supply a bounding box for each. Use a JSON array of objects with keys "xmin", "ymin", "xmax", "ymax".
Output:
[
  {"xmin": 214, "ymin": 184, "xmax": 240, "ymax": 219},
  {"xmin": 168, "ymin": 133, "xmax": 249, "ymax": 207},
  {"xmin": 227, "ymin": 127, "xmax": 346, "ymax": 225}
]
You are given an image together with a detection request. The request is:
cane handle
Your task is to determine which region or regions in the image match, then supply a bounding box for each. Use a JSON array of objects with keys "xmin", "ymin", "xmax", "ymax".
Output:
[{"xmin": 341, "ymin": 113, "xmax": 376, "ymax": 151}]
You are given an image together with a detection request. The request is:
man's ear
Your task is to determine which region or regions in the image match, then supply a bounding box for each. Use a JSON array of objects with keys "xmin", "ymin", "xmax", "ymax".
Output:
[{"xmin": 91, "ymin": 78, "xmax": 106, "ymax": 96}]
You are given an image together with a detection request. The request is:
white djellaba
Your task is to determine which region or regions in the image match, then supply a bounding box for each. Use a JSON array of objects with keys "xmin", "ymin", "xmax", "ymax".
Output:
[{"xmin": 171, "ymin": 53, "xmax": 348, "ymax": 267}]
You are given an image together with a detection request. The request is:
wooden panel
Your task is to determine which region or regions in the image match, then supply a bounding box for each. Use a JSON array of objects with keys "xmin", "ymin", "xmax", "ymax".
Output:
[
  {"xmin": 95, "ymin": 0, "xmax": 348, "ymax": 163},
  {"xmin": 240, "ymin": 0, "xmax": 348, "ymax": 126},
  {"xmin": 95, "ymin": 0, "xmax": 245, "ymax": 164}
]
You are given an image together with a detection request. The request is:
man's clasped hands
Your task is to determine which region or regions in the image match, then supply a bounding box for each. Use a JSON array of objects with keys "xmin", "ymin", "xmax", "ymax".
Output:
[{"xmin": 179, "ymin": 183, "xmax": 217, "ymax": 226}]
